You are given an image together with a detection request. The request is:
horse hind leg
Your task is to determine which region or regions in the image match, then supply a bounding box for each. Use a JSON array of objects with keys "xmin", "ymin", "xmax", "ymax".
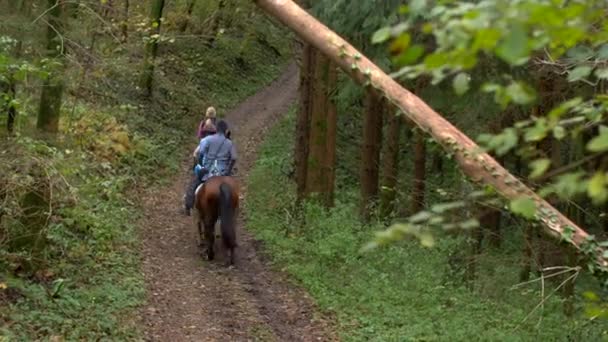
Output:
[
  {"xmin": 204, "ymin": 222, "xmax": 215, "ymax": 261},
  {"xmin": 196, "ymin": 219, "xmax": 204, "ymax": 248},
  {"xmin": 226, "ymin": 247, "xmax": 235, "ymax": 267}
]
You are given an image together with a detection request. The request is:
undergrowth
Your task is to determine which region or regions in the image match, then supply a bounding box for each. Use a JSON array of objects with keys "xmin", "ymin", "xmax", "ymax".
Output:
[
  {"xmin": 0, "ymin": 12, "xmax": 291, "ymax": 340},
  {"xmin": 245, "ymin": 110, "xmax": 608, "ymax": 341}
]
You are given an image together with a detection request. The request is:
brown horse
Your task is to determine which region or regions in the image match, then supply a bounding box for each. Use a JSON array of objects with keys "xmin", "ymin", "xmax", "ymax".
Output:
[{"xmin": 194, "ymin": 175, "xmax": 239, "ymax": 265}]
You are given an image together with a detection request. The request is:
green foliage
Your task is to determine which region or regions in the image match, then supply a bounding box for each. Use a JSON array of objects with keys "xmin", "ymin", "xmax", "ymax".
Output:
[
  {"xmin": 0, "ymin": 1, "xmax": 292, "ymax": 338},
  {"xmin": 509, "ymin": 197, "xmax": 537, "ymax": 220},
  {"xmin": 378, "ymin": 0, "xmax": 608, "ymax": 221},
  {"xmin": 246, "ymin": 111, "xmax": 608, "ymax": 341}
]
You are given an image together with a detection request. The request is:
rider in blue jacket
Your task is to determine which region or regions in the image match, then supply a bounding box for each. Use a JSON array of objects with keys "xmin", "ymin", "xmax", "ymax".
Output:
[{"xmin": 184, "ymin": 120, "xmax": 237, "ymax": 216}]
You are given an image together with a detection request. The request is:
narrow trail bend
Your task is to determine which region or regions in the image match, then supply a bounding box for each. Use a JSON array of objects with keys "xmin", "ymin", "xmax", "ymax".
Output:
[{"xmin": 139, "ymin": 63, "xmax": 337, "ymax": 341}]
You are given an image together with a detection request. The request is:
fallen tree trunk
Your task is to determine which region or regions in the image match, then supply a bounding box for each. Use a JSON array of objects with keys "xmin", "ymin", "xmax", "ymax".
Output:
[{"xmin": 252, "ymin": 0, "xmax": 608, "ymax": 270}]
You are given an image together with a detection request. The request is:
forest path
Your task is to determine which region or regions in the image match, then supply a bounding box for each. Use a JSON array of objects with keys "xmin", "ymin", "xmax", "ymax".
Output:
[{"xmin": 138, "ymin": 63, "xmax": 337, "ymax": 341}]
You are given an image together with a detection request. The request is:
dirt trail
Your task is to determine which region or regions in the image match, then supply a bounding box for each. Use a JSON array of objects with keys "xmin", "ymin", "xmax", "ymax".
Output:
[{"xmin": 139, "ymin": 63, "xmax": 337, "ymax": 341}]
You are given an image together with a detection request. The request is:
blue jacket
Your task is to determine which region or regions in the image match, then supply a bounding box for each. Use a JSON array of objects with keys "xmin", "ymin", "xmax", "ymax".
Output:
[{"xmin": 196, "ymin": 133, "xmax": 237, "ymax": 180}]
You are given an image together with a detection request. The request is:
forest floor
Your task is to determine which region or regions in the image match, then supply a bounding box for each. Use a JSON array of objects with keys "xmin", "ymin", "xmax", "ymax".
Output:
[{"xmin": 137, "ymin": 63, "xmax": 337, "ymax": 341}]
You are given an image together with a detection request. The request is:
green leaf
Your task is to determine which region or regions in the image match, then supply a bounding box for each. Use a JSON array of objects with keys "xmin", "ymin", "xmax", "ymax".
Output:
[
  {"xmin": 424, "ymin": 52, "xmax": 448, "ymax": 69},
  {"xmin": 459, "ymin": 218, "xmax": 480, "ymax": 230},
  {"xmin": 529, "ymin": 159, "xmax": 551, "ymax": 179},
  {"xmin": 394, "ymin": 44, "xmax": 424, "ymax": 65},
  {"xmin": 598, "ymin": 44, "xmax": 608, "ymax": 59},
  {"xmin": 587, "ymin": 131, "xmax": 608, "ymax": 152},
  {"xmin": 524, "ymin": 119, "xmax": 549, "ymax": 142},
  {"xmin": 409, "ymin": 211, "xmax": 432, "ymax": 223},
  {"xmin": 431, "ymin": 201, "xmax": 465, "ymax": 213},
  {"xmin": 567, "ymin": 66, "xmax": 593, "ymax": 82},
  {"xmin": 505, "ymin": 81, "xmax": 536, "ymax": 105},
  {"xmin": 595, "ymin": 68, "xmax": 608, "ymax": 79},
  {"xmin": 452, "ymin": 72, "xmax": 470, "ymax": 96},
  {"xmin": 472, "ymin": 28, "xmax": 501, "ymax": 51},
  {"xmin": 510, "ymin": 197, "xmax": 537, "ymax": 219},
  {"xmin": 372, "ymin": 27, "xmax": 391, "ymax": 44},
  {"xmin": 495, "ymin": 24, "xmax": 529, "ymax": 65},
  {"xmin": 588, "ymin": 172, "xmax": 608, "ymax": 205},
  {"xmin": 418, "ymin": 231, "xmax": 435, "ymax": 248},
  {"xmin": 553, "ymin": 125, "xmax": 566, "ymax": 140}
]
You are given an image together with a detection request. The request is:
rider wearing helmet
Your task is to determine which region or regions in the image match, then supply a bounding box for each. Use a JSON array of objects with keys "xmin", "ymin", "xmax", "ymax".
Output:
[{"xmin": 184, "ymin": 120, "xmax": 237, "ymax": 216}]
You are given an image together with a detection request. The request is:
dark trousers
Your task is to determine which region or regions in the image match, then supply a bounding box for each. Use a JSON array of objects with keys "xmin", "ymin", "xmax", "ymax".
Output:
[{"xmin": 185, "ymin": 175, "xmax": 203, "ymax": 211}]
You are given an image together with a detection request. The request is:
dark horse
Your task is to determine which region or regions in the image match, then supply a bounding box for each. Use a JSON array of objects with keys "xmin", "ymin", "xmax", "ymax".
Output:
[{"xmin": 194, "ymin": 175, "xmax": 239, "ymax": 265}]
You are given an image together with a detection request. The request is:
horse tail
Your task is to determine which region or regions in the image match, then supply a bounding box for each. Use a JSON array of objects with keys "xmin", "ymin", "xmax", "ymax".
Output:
[{"xmin": 219, "ymin": 182, "xmax": 237, "ymax": 250}]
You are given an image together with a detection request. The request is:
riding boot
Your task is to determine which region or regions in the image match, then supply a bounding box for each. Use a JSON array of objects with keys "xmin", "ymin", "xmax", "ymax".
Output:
[{"xmin": 184, "ymin": 175, "xmax": 202, "ymax": 216}]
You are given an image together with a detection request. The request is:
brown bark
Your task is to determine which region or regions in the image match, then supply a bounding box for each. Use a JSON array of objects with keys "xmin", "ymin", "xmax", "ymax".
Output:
[
  {"xmin": 140, "ymin": 0, "xmax": 166, "ymax": 96},
  {"xmin": 324, "ymin": 62, "xmax": 338, "ymax": 207},
  {"xmin": 252, "ymin": 0, "xmax": 608, "ymax": 268},
  {"xmin": 305, "ymin": 52, "xmax": 337, "ymax": 206},
  {"xmin": 207, "ymin": 0, "xmax": 226, "ymax": 46},
  {"xmin": 520, "ymin": 225, "xmax": 534, "ymax": 282},
  {"xmin": 380, "ymin": 104, "xmax": 401, "ymax": 217},
  {"xmin": 295, "ymin": 44, "xmax": 313, "ymax": 204},
  {"xmin": 121, "ymin": 0, "xmax": 129, "ymax": 42},
  {"xmin": 306, "ymin": 51, "xmax": 329, "ymax": 194},
  {"xmin": 179, "ymin": 0, "xmax": 197, "ymax": 32},
  {"xmin": 37, "ymin": 0, "xmax": 65, "ymax": 133},
  {"xmin": 360, "ymin": 91, "xmax": 383, "ymax": 221},
  {"xmin": 410, "ymin": 128, "xmax": 426, "ymax": 214}
]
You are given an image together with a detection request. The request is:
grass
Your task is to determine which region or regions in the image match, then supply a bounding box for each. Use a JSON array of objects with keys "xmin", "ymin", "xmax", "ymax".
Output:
[
  {"xmin": 0, "ymin": 10, "xmax": 292, "ymax": 340},
  {"xmin": 245, "ymin": 109, "xmax": 608, "ymax": 341}
]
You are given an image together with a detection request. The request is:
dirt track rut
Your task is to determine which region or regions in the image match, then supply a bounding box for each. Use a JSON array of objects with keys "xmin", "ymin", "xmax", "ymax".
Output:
[{"xmin": 139, "ymin": 63, "xmax": 337, "ymax": 341}]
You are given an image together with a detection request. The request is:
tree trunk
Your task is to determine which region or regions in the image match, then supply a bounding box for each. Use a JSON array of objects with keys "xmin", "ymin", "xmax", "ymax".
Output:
[
  {"xmin": 520, "ymin": 225, "xmax": 534, "ymax": 282},
  {"xmin": 140, "ymin": 0, "xmax": 165, "ymax": 97},
  {"xmin": 179, "ymin": 0, "xmax": 196, "ymax": 32},
  {"xmin": 379, "ymin": 104, "xmax": 401, "ymax": 217},
  {"xmin": 207, "ymin": 0, "xmax": 226, "ymax": 46},
  {"xmin": 121, "ymin": 0, "xmax": 129, "ymax": 42},
  {"xmin": 306, "ymin": 50, "xmax": 328, "ymax": 195},
  {"xmin": 323, "ymin": 61, "xmax": 338, "ymax": 207},
  {"xmin": 295, "ymin": 43, "xmax": 313, "ymax": 204},
  {"xmin": 360, "ymin": 91, "xmax": 383, "ymax": 221},
  {"xmin": 252, "ymin": 0, "xmax": 608, "ymax": 269},
  {"xmin": 410, "ymin": 128, "xmax": 426, "ymax": 214},
  {"xmin": 37, "ymin": 0, "xmax": 65, "ymax": 133}
]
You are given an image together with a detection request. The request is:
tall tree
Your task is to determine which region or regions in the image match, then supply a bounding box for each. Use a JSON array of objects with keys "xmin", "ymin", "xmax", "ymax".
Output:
[
  {"xmin": 37, "ymin": 0, "xmax": 65, "ymax": 133},
  {"xmin": 120, "ymin": 0, "xmax": 129, "ymax": 42},
  {"xmin": 305, "ymin": 52, "xmax": 338, "ymax": 206},
  {"xmin": 379, "ymin": 103, "xmax": 401, "ymax": 217},
  {"xmin": 140, "ymin": 0, "xmax": 165, "ymax": 96},
  {"xmin": 360, "ymin": 90, "xmax": 383, "ymax": 221},
  {"xmin": 295, "ymin": 43, "xmax": 313, "ymax": 204},
  {"xmin": 323, "ymin": 61, "xmax": 338, "ymax": 207},
  {"xmin": 179, "ymin": 0, "xmax": 196, "ymax": 33}
]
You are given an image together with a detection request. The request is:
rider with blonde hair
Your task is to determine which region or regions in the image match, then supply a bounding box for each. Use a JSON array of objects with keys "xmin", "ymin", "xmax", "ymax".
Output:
[{"xmin": 197, "ymin": 106, "xmax": 217, "ymax": 140}]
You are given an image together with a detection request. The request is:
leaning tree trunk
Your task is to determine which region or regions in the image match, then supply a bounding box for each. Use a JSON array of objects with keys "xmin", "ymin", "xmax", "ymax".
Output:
[
  {"xmin": 252, "ymin": 0, "xmax": 608, "ymax": 270},
  {"xmin": 360, "ymin": 91, "xmax": 383, "ymax": 221},
  {"xmin": 140, "ymin": 0, "xmax": 166, "ymax": 97},
  {"xmin": 37, "ymin": 0, "xmax": 65, "ymax": 133}
]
